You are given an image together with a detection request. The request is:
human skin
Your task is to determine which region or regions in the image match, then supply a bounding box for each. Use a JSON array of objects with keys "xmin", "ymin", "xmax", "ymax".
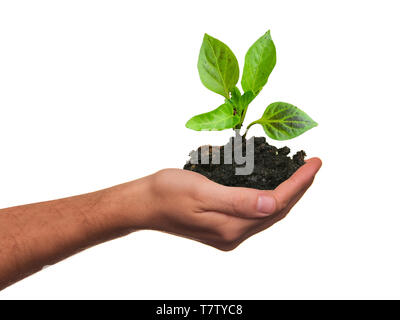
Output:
[{"xmin": 0, "ymin": 158, "xmax": 321, "ymax": 291}]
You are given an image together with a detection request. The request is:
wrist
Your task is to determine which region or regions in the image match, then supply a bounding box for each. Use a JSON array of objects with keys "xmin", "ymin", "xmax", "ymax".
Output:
[{"xmin": 98, "ymin": 174, "xmax": 157, "ymax": 233}]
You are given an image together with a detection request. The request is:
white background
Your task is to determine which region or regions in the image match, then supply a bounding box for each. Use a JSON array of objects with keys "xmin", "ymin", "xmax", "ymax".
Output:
[{"xmin": 0, "ymin": 0, "xmax": 399, "ymax": 299}]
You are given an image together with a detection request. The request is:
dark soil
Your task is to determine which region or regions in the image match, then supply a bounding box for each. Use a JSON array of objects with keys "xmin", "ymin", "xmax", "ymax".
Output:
[{"xmin": 183, "ymin": 136, "xmax": 306, "ymax": 190}]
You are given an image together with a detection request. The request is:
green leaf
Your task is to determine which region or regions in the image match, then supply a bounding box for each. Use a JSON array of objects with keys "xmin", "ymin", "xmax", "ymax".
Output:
[
  {"xmin": 238, "ymin": 91, "xmax": 255, "ymax": 113},
  {"xmin": 186, "ymin": 103, "xmax": 240, "ymax": 131},
  {"xmin": 241, "ymin": 30, "xmax": 276, "ymax": 95},
  {"xmin": 198, "ymin": 34, "xmax": 240, "ymax": 99},
  {"xmin": 227, "ymin": 90, "xmax": 254, "ymax": 114},
  {"xmin": 253, "ymin": 102, "xmax": 318, "ymax": 140},
  {"xmin": 230, "ymin": 86, "xmax": 241, "ymax": 107}
]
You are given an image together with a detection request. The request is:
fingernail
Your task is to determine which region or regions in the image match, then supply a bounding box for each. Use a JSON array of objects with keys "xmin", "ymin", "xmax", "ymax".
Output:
[{"xmin": 257, "ymin": 195, "xmax": 276, "ymax": 215}]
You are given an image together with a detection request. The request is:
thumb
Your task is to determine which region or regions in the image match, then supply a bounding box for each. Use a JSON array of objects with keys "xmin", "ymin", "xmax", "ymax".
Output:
[
  {"xmin": 198, "ymin": 182, "xmax": 277, "ymax": 219},
  {"xmin": 198, "ymin": 157, "xmax": 322, "ymax": 219}
]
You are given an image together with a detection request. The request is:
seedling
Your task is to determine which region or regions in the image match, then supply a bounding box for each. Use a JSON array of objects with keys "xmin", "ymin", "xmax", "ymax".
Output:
[{"xmin": 186, "ymin": 31, "xmax": 317, "ymax": 140}]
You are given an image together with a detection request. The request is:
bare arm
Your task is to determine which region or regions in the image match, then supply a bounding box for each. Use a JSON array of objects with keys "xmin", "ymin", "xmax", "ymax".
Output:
[
  {"xmin": 0, "ymin": 158, "xmax": 321, "ymax": 291},
  {"xmin": 0, "ymin": 177, "xmax": 153, "ymax": 290}
]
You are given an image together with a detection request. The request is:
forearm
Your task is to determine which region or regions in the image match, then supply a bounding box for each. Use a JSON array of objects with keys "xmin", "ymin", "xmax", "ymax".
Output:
[{"xmin": 0, "ymin": 176, "xmax": 153, "ymax": 290}]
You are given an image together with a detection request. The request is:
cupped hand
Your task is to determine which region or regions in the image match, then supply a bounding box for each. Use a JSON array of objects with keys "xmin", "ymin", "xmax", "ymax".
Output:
[{"xmin": 145, "ymin": 158, "xmax": 322, "ymax": 251}]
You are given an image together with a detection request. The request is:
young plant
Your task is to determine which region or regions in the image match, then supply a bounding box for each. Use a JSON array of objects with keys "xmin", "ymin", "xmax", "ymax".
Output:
[{"xmin": 186, "ymin": 31, "xmax": 318, "ymax": 140}]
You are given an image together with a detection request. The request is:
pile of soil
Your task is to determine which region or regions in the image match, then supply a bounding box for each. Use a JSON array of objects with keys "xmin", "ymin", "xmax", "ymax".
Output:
[{"xmin": 183, "ymin": 136, "xmax": 306, "ymax": 190}]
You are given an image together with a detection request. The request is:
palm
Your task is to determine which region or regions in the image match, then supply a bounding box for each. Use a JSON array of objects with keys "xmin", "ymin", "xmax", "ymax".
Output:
[{"xmin": 151, "ymin": 158, "xmax": 322, "ymax": 251}]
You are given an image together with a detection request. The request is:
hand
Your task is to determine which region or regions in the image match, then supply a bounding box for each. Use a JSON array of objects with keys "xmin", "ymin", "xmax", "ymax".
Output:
[
  {"xmin": 143, "ymin": 158, "xmax": 322, "ymax": 251},
  {"xmin": 0, "ymin": 157, "xmax": 321, "ymax": 290}
]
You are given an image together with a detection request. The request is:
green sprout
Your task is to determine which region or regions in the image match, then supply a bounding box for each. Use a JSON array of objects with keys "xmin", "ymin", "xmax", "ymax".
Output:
[{"xmin": 186, "ymin": 31, "xmax": 318, "ymax": 140}]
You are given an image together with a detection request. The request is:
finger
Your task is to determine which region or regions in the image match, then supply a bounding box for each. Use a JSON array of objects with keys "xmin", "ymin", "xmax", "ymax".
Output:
[
  {"xmin": 200, "ymin": 162, "xmax": 320, "ymax": 249},
  {"xmin": 273, "ymin": 157, "xmax": 322, "ymax": 211},
  {"xmin": 200, "ymin": 181, "xmax": 314, "ymax": 251},
  {"xmin": 265, "ymin": 177, "xmax": 315, "ymax": 226},
  {"xmin": 197, "ymin": 157, "xmax": 321, "ymax": 219},
  {"xmin": 236, "ymin": 178, "xmax": 315, "ymax": 244},
  {"xmin": 197, "ymin": 181, "xmax": 277, "ymax": 219}
]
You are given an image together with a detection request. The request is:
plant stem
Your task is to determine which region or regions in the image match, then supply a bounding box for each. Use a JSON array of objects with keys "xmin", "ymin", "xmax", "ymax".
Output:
[
  {"xmin": 243, "ymin": 120, "xmax": 258, "ymax": 138},
  {"xmin": 236, "ymin": 104, "xmax": 250, "ymax": 132},
  {"xmin": 239, "ymin": 105, "xmax": 249, "ymax": 127}
]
